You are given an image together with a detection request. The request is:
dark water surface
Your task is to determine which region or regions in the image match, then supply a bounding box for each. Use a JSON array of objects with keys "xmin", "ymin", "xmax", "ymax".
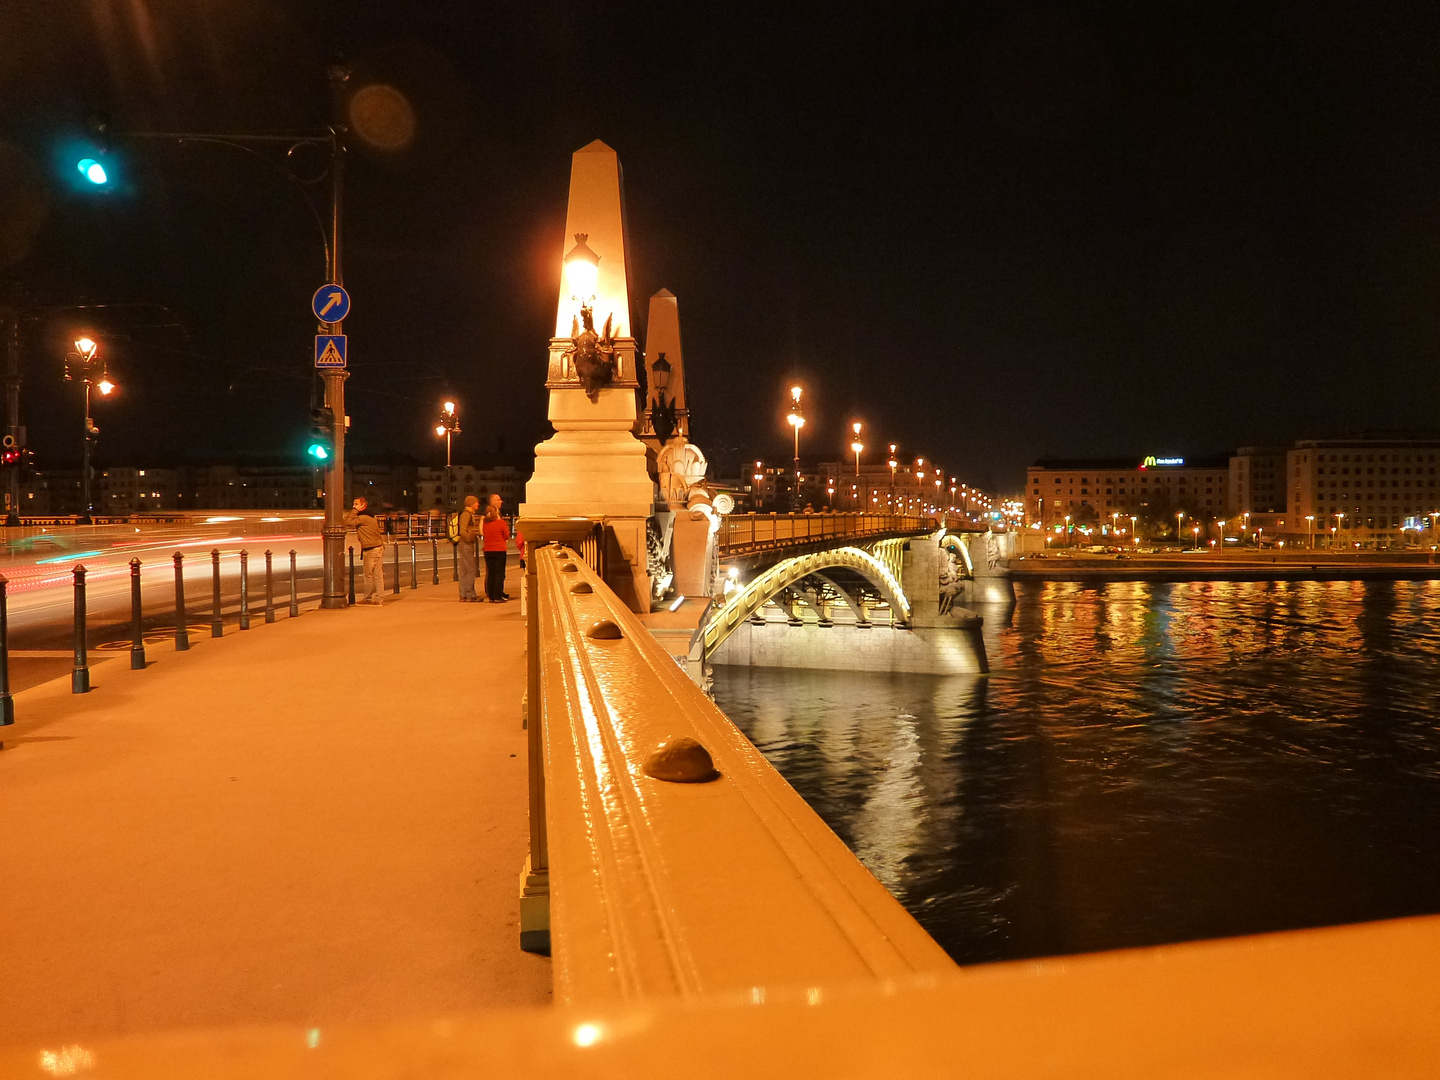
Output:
[{"xmin": 711, "ymin": 579, "xmax": 1440, "ymax": 965}]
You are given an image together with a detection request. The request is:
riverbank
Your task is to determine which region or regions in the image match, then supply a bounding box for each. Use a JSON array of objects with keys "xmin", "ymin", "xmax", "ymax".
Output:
[{"xmin": 1013, "ymin": 552, "xmax": 1440, "ymax": 582}]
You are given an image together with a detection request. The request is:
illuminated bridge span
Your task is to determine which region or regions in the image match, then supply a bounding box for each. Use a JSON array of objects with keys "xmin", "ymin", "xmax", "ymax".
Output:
[{"xmin": 677, "ymin": 512, "xmax": 1007, "ymax": 676}]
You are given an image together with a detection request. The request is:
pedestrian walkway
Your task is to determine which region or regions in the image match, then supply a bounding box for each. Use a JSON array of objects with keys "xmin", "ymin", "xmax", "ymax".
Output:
[{"xmin": 0, "ymin": 566, "xmax": 549, "ymax": 1048}]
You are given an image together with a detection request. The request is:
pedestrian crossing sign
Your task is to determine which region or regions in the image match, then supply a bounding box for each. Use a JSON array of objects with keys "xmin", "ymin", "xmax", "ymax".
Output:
[{"xmin": 315, "ymin": 334, "xmax": 347, "ymax": 369}]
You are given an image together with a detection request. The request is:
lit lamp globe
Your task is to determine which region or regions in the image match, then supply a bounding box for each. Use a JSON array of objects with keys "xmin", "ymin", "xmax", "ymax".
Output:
[
  {"xmin": 74, "ymin": 336, "xmax": 98, "ymax": 361},
  {"xmin": 563, "ymin": 233, "xmax": 600, "ymax": 301},
  {"xmin": 97, "ymin": 377, "xmax": 115, "ymax": 396},
  {"xmin": 435, "ymin": 424, "xmax": 447, "ymax": 437}
]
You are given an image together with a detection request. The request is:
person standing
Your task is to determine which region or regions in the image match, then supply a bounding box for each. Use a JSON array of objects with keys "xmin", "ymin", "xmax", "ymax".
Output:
[
  {"xmin": 482, "ymin": 504, "xmax": 511, "ymax": 603},
  {"xmin": 343, "ymin": 496, "xmax": 386, "ymax": 605},
  {"xmin": 457, "ymin": 495, "xmax": 481, "ymax": 602}
]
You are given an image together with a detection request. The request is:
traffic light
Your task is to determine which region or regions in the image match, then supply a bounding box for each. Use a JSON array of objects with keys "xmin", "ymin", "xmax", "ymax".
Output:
[
  {"xmin": 307, "ymin": 406, "xmax": 334, "ymax": 461},
  {"xmin": 65, "ymin": 112, "xmax": 114, "ymax": 189}
]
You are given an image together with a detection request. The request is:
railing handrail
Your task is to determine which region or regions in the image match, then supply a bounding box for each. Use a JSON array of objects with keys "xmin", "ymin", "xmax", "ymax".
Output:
[{"xmin": 527, "ymin": 541, "xmax": 953, "ymax": 1005}]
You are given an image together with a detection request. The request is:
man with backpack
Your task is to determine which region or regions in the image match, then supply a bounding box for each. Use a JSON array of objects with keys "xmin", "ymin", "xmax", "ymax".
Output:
[{"xmin": 455, "ymin": 495, "xmax": 481, "ymax": 602}]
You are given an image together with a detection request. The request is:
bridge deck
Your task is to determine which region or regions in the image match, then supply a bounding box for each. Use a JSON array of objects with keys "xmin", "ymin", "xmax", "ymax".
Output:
[{"xmin": 0, "ymin": 565, "xmax": 549, "ymax": 1048}]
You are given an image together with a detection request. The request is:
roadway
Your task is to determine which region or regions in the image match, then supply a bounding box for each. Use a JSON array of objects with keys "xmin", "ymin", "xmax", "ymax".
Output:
[{"xmin": 0, "ymin": 514, "xmax": 456, "ymax": 660}]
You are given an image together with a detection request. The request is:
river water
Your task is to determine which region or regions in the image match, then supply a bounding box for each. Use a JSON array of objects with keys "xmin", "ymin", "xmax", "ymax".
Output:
[{"xmin": 711, "ymin": 579, "xmax": 1440, "ymax": 966}]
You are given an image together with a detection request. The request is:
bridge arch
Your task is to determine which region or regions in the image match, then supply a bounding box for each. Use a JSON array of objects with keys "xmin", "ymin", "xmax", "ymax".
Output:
[{"xmin": 692, "ymin": 541, "xmax": 912, "ymax": 661}]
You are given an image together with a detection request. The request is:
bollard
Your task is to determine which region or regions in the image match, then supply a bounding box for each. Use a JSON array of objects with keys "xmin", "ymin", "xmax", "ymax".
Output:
[
  {"xmin": 411, "ymin": 541, "xmax": 418, "ymax": 589},
  {"xmin": 129, "ymin": 558, "xmax": 146, "ymax": 670},
  {"xmin": 211, "ymin": 548, "xmax": 223, "ymax": 637},
  {"xmin": 452, "ymin": 541, "xmax": 459, "ymax": 580},
  {"xmin": 393, "ymin": 542, "xmax": 401, "ymax": 595},
  {"xmin": 431, "ymin": 537, "xmax": 439, "ymax": 585},
  {"xmin": 289, "ymin": 549, "xmax": 299, "ymax": 617},
  {"xmin": 173, "ymin": 552, "xmax": 190, "ymax": 651},
  {"xmin": 348, "ymin": 545, "xmax": 356, "ymax": 606},
  {"xmin": 264, "ymin": 550, "xmax": 275, "ymax": 623},
  {"xmin": 0, "ymin": 576, "xmax": 13, "ymax": 728},
  {"xmin": 239, "ymin": 550, "xmax": 250, "ymax": 630},
  {"xmin": 72, "ymin": 564, "xmax": 90, "ymax": 694}
]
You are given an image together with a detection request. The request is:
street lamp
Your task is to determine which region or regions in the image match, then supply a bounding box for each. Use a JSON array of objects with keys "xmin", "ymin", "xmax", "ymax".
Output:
[
  {"xmin": 1176, "ymin": 510, "xmax": 1185, "ymax": 548},
  {"xmin": 64, "ymin": 334, "xmax": 116, "ymax": 523},
  {"xmin": 1130, "ymin": 515, "xmax": 1138, "ymax": 548},
  {"xmin": 887, "ymin": 446, "xmax": 898, "ymax": 512},
  {"xmin": 1305, "ymin": 514, "xmax": 1315, "ymax": 549},
  {"xmin": 786, "ymin": 385, "xmax": 805, "ymax": 512},
  {"xmin": 849, "ymin": 421, "xmax": 864, "ymax": 509},
  {"xmin": 435, "ymin": 399, "xmax": 460, "ymax": 512},
  {"xmin": 1064, "ymin": 513, "xmax": 1072, "ymax": 547}
]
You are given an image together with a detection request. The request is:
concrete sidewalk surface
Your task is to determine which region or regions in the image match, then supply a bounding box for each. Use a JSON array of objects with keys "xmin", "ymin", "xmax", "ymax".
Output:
[{"xmin": 0, "ymin": 567, "xmax": 549, "ymax": 1048}]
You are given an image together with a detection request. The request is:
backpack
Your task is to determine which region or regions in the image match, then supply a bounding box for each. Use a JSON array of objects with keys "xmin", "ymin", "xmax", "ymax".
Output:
[{"xmin": 446, "ymin": 511, "xmax": 461, "ymax": 544}]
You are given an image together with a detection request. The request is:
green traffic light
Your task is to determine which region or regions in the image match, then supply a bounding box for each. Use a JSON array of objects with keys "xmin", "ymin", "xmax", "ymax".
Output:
[
  {"xmin": 307, "ymin": 443, "xmax": 330, "ymax": 461},
  {"xmin": 77, "ymin": 158, "xmax": 108, "ymax": 185}
]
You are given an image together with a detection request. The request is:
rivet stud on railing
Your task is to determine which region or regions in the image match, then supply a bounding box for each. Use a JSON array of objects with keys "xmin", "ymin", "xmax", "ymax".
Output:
[
  {"xmin": 570, "ymin": 581, "xmax": 594, "ymax": 594},
  {"xmin": 586, "ymin": 619, "xmax": 622, "ymax": 640},
  {"xmin": 643, "ymin": 736, "xmax": 720, "ymax": 783}
]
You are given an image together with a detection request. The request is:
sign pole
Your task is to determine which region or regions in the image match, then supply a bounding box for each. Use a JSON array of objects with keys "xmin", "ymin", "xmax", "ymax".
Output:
[{"xmin": 320, "ymin": 62, "xmax": 350, "ymax": 609}]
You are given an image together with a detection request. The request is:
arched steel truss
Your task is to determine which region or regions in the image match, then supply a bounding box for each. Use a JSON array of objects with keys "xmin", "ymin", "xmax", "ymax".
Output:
[{"xmin": 693, "ymin": 540, "xmax": 911, "ymax": 660}]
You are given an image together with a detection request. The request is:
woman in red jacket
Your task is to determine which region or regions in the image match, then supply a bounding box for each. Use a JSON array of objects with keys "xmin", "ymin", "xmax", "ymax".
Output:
[{"xmin": 481, "ymin": 506, "xmax": 511, "ymax": 603}]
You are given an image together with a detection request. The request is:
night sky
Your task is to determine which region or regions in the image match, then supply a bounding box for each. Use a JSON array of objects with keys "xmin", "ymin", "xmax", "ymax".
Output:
[{"xmin": 3, "ymin": 3, "xmax": 1440, "ymax": 494}]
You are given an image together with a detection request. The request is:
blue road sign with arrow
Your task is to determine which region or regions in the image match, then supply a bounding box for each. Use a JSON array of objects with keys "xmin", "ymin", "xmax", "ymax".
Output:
[
  {"xmin": 315, "ymin": 334, "xmax": 347, "ymax": 369},
  {"xmin": 311, "ymin": 283, "xmax": 351, "ymax": 323}
]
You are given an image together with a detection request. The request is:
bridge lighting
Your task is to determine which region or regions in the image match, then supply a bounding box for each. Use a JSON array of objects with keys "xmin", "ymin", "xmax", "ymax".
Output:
[
  {"xmin": 790, "ymin": 385, "xmax": 803, "ymax": 404},
  {"xmin": 74, "ymin": 336, "xmax": 98, "ymax": 361},
  {"xmin": 563, "ymin": 233, "xmax": 600, "ymax": 301},
  {"xmin": 96, "ymin": 377, "xmax": 115, "ymax": 396}
]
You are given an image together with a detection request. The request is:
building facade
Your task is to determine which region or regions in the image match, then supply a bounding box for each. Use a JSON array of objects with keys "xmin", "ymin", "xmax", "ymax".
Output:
[
  {"xmin": 415, "ymin": 466, "xmax": 527, "ymax": 514},
  {"xmin": 1287, "ymin": 437, "xmax": 1440, "ymax": 545},
  {"xmin": 1026, "ymin": 456, "xmax": 1231, "ymax": 531},
  {"xmin": 1228, "ymin": 446, "xmax": 1287, "ymax": 516}
]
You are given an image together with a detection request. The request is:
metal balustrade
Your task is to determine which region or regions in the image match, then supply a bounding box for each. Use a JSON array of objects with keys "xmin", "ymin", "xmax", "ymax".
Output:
[{"xmin": 716, "ymin": 511, "xmax": 930, "ymax": 556}]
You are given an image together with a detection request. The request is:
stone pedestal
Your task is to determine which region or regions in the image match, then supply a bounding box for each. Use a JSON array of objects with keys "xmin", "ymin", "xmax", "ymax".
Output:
[{"xmin": 522, "ymin": 387, "xmax": 654, "ymax": 612}]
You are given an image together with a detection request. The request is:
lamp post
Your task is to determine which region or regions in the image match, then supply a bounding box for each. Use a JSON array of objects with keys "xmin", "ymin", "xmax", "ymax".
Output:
[
  {"xmin": 1176, "ymin": 510, "xmax": 1185, "ymax": 549},
  {"xmin": 1130, "ymin": 515, "xmax": 1138, "ymax": 549},
  {"xmin": 64, "ymin": 335, "xmax": 116, "ymax": 523},
  {"xmin": 1305, "ymin": 514, "xmax": 1315, "ymax": 549},
  {"xmin": 649, "ymin": 353, "xmax": 676, "ymax": 444},
  {"xmin": 887, "ymin": 445, "xmax": 898, "ymax": 511},
  {"xmin": 786, "ymin": 385, "xmax": 805, "ymax": 512},
  {"xmin": 434, "ymin": 400, "xmax": 460, "ymax": 513},
  {"xmin": 849, "ymin": 421, "xmax": 863, "ymax": 509},
  {"xmin": 1335, "ymin": 512, "xmax": 1345, "ymax": 546},
  {"xmin": 1064, "ymin": 513, "xmax": 1072, "ymax": 547}
]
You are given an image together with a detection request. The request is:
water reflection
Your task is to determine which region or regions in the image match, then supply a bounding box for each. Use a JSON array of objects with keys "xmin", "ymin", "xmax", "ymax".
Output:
[{"xmin": 713, "ymin": 579, "xmax": 1440, "ymax": 965}]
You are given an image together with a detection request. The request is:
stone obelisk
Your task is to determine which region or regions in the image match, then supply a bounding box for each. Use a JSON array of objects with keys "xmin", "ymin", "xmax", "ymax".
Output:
[
  {"xmin": 640, "ymin": 288, "xmax": 689, "ymax": 453},
  {"xmin": 520, "ymin": 140, "xmax": 654, "ymax": 611}
]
